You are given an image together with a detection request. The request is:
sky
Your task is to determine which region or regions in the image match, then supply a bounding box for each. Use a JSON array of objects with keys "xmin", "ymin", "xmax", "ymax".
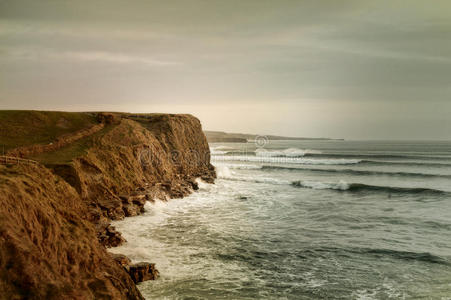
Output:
[{"xmin": 0, "ymin": 0, "xmax": 450, "ymax": 140}]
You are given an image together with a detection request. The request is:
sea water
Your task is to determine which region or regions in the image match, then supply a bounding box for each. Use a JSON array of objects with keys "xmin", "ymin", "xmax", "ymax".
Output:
[{"xmin": 111, "ymin": 140, "xmax": 451, "ymax": 299}]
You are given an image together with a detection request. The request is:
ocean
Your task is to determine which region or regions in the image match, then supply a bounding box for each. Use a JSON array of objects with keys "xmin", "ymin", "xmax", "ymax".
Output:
[{"xmin": 111, "ymin": 140, "xmax": 451, "ymax": 299}]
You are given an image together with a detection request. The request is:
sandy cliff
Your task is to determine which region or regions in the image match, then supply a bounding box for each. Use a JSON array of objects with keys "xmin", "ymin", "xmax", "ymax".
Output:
[{"xmin": 0, "ymin": 112, "xmax": 215, "ymax": 299}]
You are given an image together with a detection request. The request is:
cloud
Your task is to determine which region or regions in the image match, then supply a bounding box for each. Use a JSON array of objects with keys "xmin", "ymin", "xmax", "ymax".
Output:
[
  {"xmin": 63, "ymin": 51, "xmax": 178, "ymax": 66},
  {"xmin": 0, "ymin": 46, "xmax": 179, "ymax": 67},
  {"xmin": 1, "ymin": 0, "xmax": 450, "ymax": 139},
  {"xmin": 0, "ymin": 20, "xmax": 173, "ymax": 41}
]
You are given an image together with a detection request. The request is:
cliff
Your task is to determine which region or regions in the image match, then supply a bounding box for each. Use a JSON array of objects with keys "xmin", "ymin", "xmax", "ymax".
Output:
[{"xmin": 0, "ymin": 111, "xmax": 215, "ymax": 299}]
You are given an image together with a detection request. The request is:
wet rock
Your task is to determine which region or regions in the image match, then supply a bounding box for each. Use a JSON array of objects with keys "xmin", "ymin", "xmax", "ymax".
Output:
[
  {"xmin": 130, "ymin": 195, "xmax": 146, "ymax": 206},
  {"xmin": 122, "ymin": 204, "xmax": 140, "ymax": 217},
  {"xmin": 119, "ymin": 194, "xmax": 147, "ymax": 217},
  {"xmin": 201, "ymin": 175, "xmax": 215, "ymax": 184},
  {"xmin": 190, "ymin": 180, "xmax": 199, "ymax": 191},
  {"xmin": 128, "ymin": 262, "xmax": 160, "ymax": 283},
  {"xmin": 110, "ymin": 254, "xmax": 159, "ymax": 283},
  {"xmin": 97, "ymin": 223, "xmax": 126, "ymax": 248}
]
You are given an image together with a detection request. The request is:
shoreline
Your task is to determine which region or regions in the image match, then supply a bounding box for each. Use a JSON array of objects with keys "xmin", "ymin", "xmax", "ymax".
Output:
[{"xmin": 0, "ymin": 111, "xmax": 216, "ymax": 299}]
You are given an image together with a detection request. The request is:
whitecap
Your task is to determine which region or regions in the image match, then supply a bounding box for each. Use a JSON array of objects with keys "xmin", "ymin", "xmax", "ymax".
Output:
[
  {"xmin": 215, "ymin": 165, "xmax": 234, "ymax": 178},
  {"xmin": 212, "ymin": 155, "xmax": 361, "ymax": 165},
  {"xmin": 255, "ymin": 148, "xmax": 321, "ymax": 158},
  {"xmin": 292, "ymin": 180, "xmax": 350, "ymax": 190}
]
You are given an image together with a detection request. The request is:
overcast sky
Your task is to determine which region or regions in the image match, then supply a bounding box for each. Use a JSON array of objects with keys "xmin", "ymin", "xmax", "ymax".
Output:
[{"xmin": 1, "ymin": 0, "xmax": 450, "ymax": 140}]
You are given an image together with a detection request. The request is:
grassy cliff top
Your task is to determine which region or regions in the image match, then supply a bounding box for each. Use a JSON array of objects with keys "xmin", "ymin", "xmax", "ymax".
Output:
[
  {"xmin": 0, "ymin": 111, "xmax": 98, "ymax": 152},
  {"xmin": 0, "ymin": 110, "xmax": 202, "ymax": 166}
]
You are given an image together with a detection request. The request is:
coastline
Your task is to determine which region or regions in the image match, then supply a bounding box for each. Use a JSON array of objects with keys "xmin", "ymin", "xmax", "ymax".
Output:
[{"xmin": 0, "ymin": 111, "xmax": 215, "ymax": 299}]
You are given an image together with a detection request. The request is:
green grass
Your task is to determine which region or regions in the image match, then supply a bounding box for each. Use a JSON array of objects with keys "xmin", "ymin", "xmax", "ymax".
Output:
[{"xmin": 0, "ymin": 111, "xmax": 98, "ymax": 152}]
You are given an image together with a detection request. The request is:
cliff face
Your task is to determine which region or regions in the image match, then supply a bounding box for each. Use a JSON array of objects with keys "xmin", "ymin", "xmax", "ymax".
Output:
[
  {"xmin": 56, "ymin": 114, "xmax": 215, "ymax": 222},
  {"xmin": 0, "ymin": 164, "xmax": 142, "ymax": 299},
  {"xmin": 0, "ymin": 112, "xmax": 215, "ymax": 299}
]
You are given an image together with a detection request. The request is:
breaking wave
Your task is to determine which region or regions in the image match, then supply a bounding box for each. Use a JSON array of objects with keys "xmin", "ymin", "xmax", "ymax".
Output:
[
  {"xmin": 255, "ymin": 148, "xmax": 321, "ymax": 157},
  {"xmin": 215, "ymin": 165, "xmax": 448, "ymax": 195},
  {"xmin": 210, "ymin": 146, "xmax": 234, "ymax": 155},
  {"xmin": 361, "ymin": 160, "xmax": 451, "ymax": 168},
  {"xmin": 261, "ymin": 166, "xmax": 451, "ymax": 179},
  {"xmin": 291, "ymin": 180, "xmax": 447, "ymax": 195},
  {"xmin": 303, "ymin": 153, "xmax": 451, "ymax": 161},
  {"xmin": 211, "ymin": 155, "xmax": 361, "ymax": 165},
  {"xmin": 214, "ymin": 163, "xmax": 262, "ymax": 170}
]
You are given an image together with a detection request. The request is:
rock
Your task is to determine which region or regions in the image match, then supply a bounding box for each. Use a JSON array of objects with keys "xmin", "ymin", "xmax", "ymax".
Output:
[
  {"xmin": 130, "ymin": 195, "xmax": 146, "ymax": 206},
  {"xmin": 110, "ymin": 254, "xmax": 159, "ymax": 283},
  {"xmin": 190, "ymin": 180, "xmax": 199, "ymax": 190},
  {"xmin": 201, "ymin": 175, "xmax": 215, "ymax": 184},
  {"xmin": 96, "ymin": 112, "xmax": 121, "ymax": 124},
  {"xmin": 120, "ymin": 194, "xmax": 146, "ymax": 217},
  {"xmin": 122, "ymin": 204, "xmax": 140, "ymax": 217},
  {"xmin": 97, "ymin": 223, "xmax": 126, "ymax": 248},
  {"xmin": 111, "ymin": 253, "xmax": 131, "ymax": 271},
  {"xmin": 128, "ymin": 262, "xmax": 160, "ymax": 283}
]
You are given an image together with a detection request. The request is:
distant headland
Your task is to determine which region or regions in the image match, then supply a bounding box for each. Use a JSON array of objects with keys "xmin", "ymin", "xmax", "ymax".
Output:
[{"xmin": 204, "ymin": 130, "xmax": 343, "ymax": 143}]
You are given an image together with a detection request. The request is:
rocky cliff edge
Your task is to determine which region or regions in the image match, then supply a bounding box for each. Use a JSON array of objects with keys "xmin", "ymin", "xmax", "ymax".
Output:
[{"xmin": 0, "ymin": 112, "xmax": 215, "ymax": 299}]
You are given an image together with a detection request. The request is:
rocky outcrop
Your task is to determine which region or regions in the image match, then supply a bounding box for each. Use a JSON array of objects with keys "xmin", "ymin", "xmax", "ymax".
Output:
[
  {"xmin": 97, "ymin": 222, "xmax": 126, "ymax": 248},
  {"xmin": 111, "ymin": 255, "xmax": 159, "ymax": 283},
  {"xmin": 0, "ymin": 112, "xmax": 215, "ymax": 299},
  {"xmin": 128, "ymin": 263, "xmax": 159, "ymax": 283}
]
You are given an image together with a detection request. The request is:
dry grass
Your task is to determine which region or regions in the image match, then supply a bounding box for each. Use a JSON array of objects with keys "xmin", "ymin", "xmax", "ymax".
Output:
[
  {"xmin": 30, "ymin": 125, "xmax": 114, "ymax": 165},
  {"xmin": 0, "ymin": 111, "xmax": 97, "ymax": 152}
]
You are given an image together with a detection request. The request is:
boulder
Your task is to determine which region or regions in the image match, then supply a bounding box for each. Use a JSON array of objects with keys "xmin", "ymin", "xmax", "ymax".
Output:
[
  {"xmin": 97, "ymin": 223, "xmax": 126, "ymax": 248},
  {"xmin": 128, "ymin": 262, "xmax": 160, "ymax": 283}
]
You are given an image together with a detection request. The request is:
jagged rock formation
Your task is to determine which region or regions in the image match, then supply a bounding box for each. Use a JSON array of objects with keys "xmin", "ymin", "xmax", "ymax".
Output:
[{"xmin": 0, "ymin": 112, "xmax": 215, "ymax": 299}]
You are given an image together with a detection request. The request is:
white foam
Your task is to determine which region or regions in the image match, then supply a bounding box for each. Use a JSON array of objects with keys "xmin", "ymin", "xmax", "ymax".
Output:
[
  {"xmin": 255, "ymin": 148, "xmax": 321, "ymax": 157},
  {"xmin": 195, "ymin": 178, "xmax": 212, "ymax": 190},
  {"xmin": 212, "ymin": 155, "xmax": 361, "ymax": 165},
  {"xmin": 213, "ymin": 163, "xmax": 262, "ymax": 170},
  {"xmin": 212, "ymin": 146, "xmax": 234, "ymax": 151},
  {"xmin": 215, "ymin": 165, "xmax": 234, "ymax": 177},
  {"xmin": 292, "ymin": 180, "xmax": 350, "ymax": 190},
  {"xmin": 210, "ymin": 146, "xmax": 234, "ymax": 155},
  {"xmin": 210, "ymin": 149, "xmax": 228, "ymax": 155},
  {"xmin": 217, "ymin": 173, "xmax": 291, "ymax": 186}
]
